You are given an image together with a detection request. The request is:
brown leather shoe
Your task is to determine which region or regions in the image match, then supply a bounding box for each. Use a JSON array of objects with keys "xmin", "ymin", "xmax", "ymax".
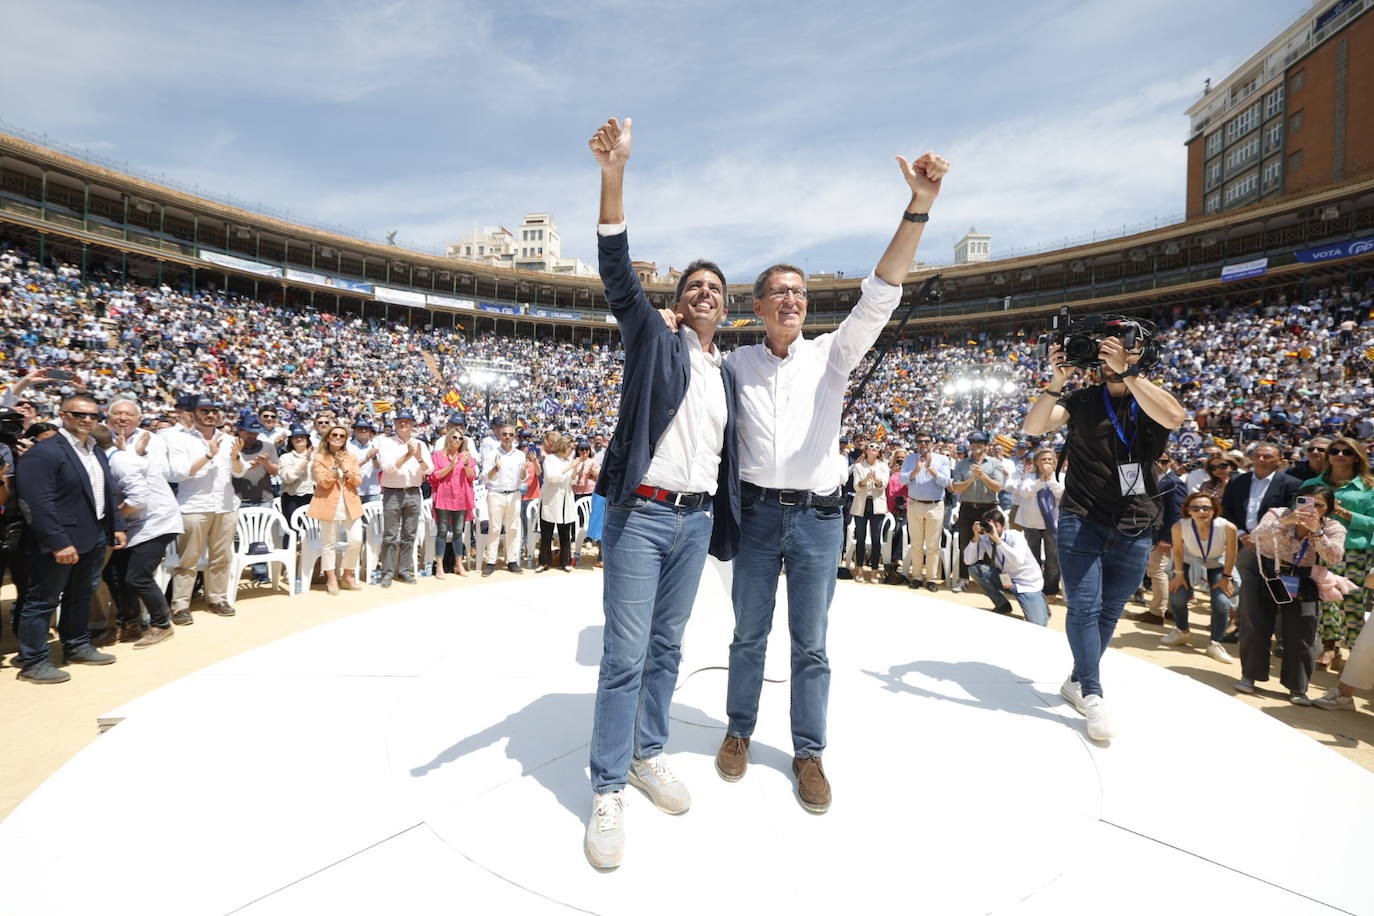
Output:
[
  {"xmin": 1125, "ymin": 611, "xmax": 1165, "ymax": 625},
  {"xmin": 118, "ymin": 622, "xmax": 147, "ymax": 643},
  {"xmin": 132, "ymin": 626, "xmax": 175, "ymax": 649},
  {"xmin": 715, "ymin": 735, "xmax": 749, "ymax": 782},
  {"xmin": 793, "ymin": 756, "xmax": 831, "ymax": 814}
]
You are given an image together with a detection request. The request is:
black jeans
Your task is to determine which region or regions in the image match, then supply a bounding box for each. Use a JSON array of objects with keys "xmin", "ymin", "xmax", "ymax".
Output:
[
  {"xmin": 112, "ymin": 533, "xmax": 176, "ymax": 629},
  {"xmin": 539, "ymin": 521, "xmax": 574, "ymax": 568},
  {"xmin": 1023, "ymin": 526, "xmax": 1060, "ymax": 594},
  {"xmin": 15, "ymin": 533, "xmax": 107, "ymax": 668},
  {"xmin": 853, "ymin": 506, "xmax": 884, "ymax": 568},
  {"xmin": 956, "ymin": 502, "xmax": 996, "ymax": 579}
]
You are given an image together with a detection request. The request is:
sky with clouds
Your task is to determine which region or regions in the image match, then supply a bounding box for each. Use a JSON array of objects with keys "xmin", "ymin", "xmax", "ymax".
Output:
[{"xmin": 1, "ymin": 0, "xmax": 1314, "ymax": 280}]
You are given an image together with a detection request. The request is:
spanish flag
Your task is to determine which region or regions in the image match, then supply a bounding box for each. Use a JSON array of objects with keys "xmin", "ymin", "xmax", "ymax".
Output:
[
  {"xmin": 373, "ymin": 400, "xmax": 393, "ymax": 414},
  {"xmin": 442, "ymin": 389, "xmax": 461, "ymax": 407},
  {"xmin": 1213, "ymin": 437, "xmax": 1233, "ymax": 450}
]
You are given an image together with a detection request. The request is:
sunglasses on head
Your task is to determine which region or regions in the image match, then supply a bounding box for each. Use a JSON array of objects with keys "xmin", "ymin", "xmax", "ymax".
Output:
[{"xmin": 1326, "ymin": 447, "xmax": 1356, "ymax": 456}]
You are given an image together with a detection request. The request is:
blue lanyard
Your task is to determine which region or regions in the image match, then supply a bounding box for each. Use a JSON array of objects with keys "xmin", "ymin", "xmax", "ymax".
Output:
[
  {"xmin": 1190, "ymin": 518, "xmax": 1214, "ymax": 561},
  {"xmin": 1102, "ymin": 387, "xmax": 1139, "ymax": 452},
  {"xmin": 1294, "ymin": 538, "xmax": 1310, "ymax": 566}
]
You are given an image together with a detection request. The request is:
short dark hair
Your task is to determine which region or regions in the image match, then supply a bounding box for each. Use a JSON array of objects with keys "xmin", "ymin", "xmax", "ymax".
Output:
[
  {"xmin": 675, "ymin": 260, "xmax": 728, "ymax": 303},
  {"xmin": 980, "ymin": 508, "xmax": 1007, "ymax": 527},
  {"xmin": 60, "ymin": 394, "xmax": 97, "ymax": 412},
  {"xmin": 1295, "ymin": 482, "xmax": 1337, "ymax": 513},
  {"xmin": 752, "ymin": 263, "xmax": 805, "ymax": 300}
]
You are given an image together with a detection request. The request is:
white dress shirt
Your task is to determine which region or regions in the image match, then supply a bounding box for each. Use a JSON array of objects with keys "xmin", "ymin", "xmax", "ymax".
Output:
[
  {"xmin": 1245, "ymin": 471, "xmax": 1275, "ymax": 532},
  {"xmin": 962, "ymin": 529, "xmax": 1045, "ymax": 593},
  {"xmin": 640, "ymin": 331, "xmax": 727, "ymax": 495},
  {"xmin": 348, "ymin": 438, "xmax": 381, "ymax": 497},
  {"xmin": 728, "ymin": 271, "xmax": 902, "ymax": 493},
  {"xmin": 60, "ymin": 429, "xmax": 105, "ymax": 521},
  {"xmin": 164, "ymin": 427, "xmax": 244, "ymax": 514},
  {"xmin": 108, "ymin": 448, "xmax": 185, "ymax": 547},
  {"xmin": 1011, "ymin": 473, "xmax": 1065, "ymax": 530},
  {"xmin": 482, "ymin": 445, "xmax": 525, "ymax": 493},
  {"xmin": 375, "ymin": 434, "xmax": 432, "ymax": 488}
]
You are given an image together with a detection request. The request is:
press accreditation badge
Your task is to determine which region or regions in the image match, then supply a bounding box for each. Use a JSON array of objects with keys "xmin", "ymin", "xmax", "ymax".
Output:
[
  {"xmin": 1117, "ymin": 462, "xmax": 1146, "ymax": 496},
  {"xmin": 999, "ymin": 572, "xmax": 1014, "ymax": 590}
]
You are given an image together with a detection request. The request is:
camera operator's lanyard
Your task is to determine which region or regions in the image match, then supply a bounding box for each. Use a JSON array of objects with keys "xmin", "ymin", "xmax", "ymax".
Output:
[{"xmin": 1103, "ymin": 388, "xmax": 1145, "ymax": 496}]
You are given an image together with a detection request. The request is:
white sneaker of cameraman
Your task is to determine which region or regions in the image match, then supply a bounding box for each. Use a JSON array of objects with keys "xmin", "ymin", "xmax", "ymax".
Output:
[
  {"xmin": 1082, "ymin": 694, "xmax": 1118, "ymax": 741},
  {"xmin": 628, "ymin": 754, "xmax": 691, "ymax": 814},
  {"xmin": 584, "ymin": 790, "xmax": 626, "ymax": 869}
]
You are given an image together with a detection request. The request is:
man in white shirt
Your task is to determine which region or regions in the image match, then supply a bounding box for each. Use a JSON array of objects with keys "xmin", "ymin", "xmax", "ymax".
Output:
[
  {"xmin": 962, "ymin": 507, "xmax": 1050, "ymax": 626},
  {"xmin": 480, "ymin": 424, "xmax": 525, "ymax": 575},
  {"xmin": 716, "ymin": 149, "xmax": 950, "ymax": 815},
  {"xmin": 374, "ymin": 409, "xmax": 432, "ymax": 587},
  {"xmin": 583, "ymin": 116, "xmax": 739, "ymax": 870},
  {"xmin": 164, "ymin": 396, "xmax": 247, "ymax": 620}
]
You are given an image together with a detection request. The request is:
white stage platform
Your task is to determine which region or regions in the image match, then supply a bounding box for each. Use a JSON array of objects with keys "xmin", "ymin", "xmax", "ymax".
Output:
[{"xmin": 1, "ymin": 565, "xmax": 1370, "ymax": 916}]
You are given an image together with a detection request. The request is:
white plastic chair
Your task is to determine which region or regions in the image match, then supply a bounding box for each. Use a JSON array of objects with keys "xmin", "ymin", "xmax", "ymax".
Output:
[
  {"xmin": 291, "ymin": 505, "xmax": 323, "ymax": 591},
  {"xmin": 228, "ymin": 507, "xmax": 297, "ymax": 603},
  {"xmin": 523, "ymin": 500, "xmax": 542, "ymax": 567},
  {"xmin": 878, "ymin": 513, "xmax": 899, "ymax": 565},
  {"xmin": 362, "ymin": 500, "xmax": 385, "ymax": 582},
  {"xmin": 574, "ymin": 497, "xmax": 593, "ymax": 564},
  {"xmin": 418, "ymin": 497, "xmax": 436, "ymax": 575}
]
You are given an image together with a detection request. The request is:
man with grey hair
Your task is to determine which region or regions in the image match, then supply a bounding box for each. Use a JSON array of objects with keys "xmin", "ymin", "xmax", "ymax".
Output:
[{"xmin": 716, "ymin": 148, "xmax": 951, "ymax": 813}]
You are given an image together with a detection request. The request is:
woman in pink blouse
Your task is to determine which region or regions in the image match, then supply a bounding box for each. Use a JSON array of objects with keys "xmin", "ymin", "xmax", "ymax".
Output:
[
  {"xmin": 1236, "ymin": 483, "xmax": 1346, "ymax": 703},
  {"xmin": 429, "ymin": 431, "xmax": 476, "ymax": 578}
]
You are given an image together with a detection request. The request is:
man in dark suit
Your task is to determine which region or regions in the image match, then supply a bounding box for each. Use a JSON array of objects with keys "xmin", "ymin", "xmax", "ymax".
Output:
[
  {"xmin": 13, "ymin": 394, "xmax": 126, "ymax": 684},
  {"xmin": 1222, "ymin": 441, "xmax": 1299, "ymax": 650},
  {"xmin": 583, "ymin": 117, "xmax": 740, "ymax": 870}
]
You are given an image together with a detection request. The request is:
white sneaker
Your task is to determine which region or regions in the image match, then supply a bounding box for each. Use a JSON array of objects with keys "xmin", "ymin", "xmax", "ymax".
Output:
[
  {"xmin": 1205, "ymin": 641, "xmax": 1233, "ymax": 663},
  {"xmin": 1159, "ymin": 629, "xmax": 1192, "ymax": 647},
  {"xmin": 1082, "ymin": 694, "xmax": 1118, "ymax": 741},
  {"xmin": 628, "ymin": 755, "xmax": 691, "ymax": 815},
  {"xmin": 1313, "ymin": 688, "xmax": 1355, "ymax": 710},
  {"xmin": 1289, "ymin": 692, "xmax": 1313, "ymax": 706},
  {"xmin": 584, "ymin": 790, "xmax": 626, "ymax": 869},
  {"xmin": 1059, "ymin": 677, "xmax": 1086, "ymax": 715}
]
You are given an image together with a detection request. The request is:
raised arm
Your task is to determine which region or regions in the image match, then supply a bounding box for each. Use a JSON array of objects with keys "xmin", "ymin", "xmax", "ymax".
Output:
[
  {"xmin": 874, "ymin": 152, "xmax": 949, "ymax": 286},
  {"xmin": 589, "ymin": 117, "xmax": 631, "ymax": 225},
  {"xmin": 1023, "ymin": 344, "xmax": 1076, "ymax": 436}
]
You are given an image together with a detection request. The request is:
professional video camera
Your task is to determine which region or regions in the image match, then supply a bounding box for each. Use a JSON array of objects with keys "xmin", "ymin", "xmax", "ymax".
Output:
[
  {"xmin": 0, "ymin": 409, "xmax": 25, "ymax": 449},
  {"xmin": 1048, "ymin": 308, "xmax": 1161, "ymax": 372}
]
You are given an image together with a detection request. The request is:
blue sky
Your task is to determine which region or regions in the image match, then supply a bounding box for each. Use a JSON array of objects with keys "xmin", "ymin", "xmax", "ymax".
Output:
[{"xmin": 2, "ymin": 0, "xmax": 1312, "ymax": 281}]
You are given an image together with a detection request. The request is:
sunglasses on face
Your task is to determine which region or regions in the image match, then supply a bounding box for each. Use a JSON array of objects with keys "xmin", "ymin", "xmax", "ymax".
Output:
[
  {"xmin": 1307, "ymin": 446, "xmax": 1326, "ymax": 452},
  {"xmin": 63, "ymin": 410, "xmax": 100, "ymax": 420},
  {"xmin": 1326, "ymin": 447, "xmax": 1356, "ymax": 457},
  {"xmin": 1187, "ymin": 505, "xmax": 1213, "ymax": 512},
  {"xmin": 1207, "ymin": 463, "xmax": 1230, "ymax": 470}
]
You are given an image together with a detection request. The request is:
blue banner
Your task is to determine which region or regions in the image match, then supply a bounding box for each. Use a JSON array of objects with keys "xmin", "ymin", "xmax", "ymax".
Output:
[
  {"xmin": 323, "ymin": 276, "xmax": 373, "ymax": 294},
  {"xmin": 479, "ymin": 302, "xmax": 523, "ymax": 315},
  {"xmin": 1295, "ymin": 236, "xmax": 1374, "ymax": 263},
  {"xmin": 527, "ymin": 307, "xmax": 581, "ymax": 321},
  {"xmin": 1220, "ymin": 257, "xmax": 1268, "ymax": 283}
]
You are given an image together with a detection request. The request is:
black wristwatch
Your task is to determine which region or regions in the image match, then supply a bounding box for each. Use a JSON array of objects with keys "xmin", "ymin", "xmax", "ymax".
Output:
[{"xmin": 902, "ymin": 210, "xmax": 930, "ymax": 223}]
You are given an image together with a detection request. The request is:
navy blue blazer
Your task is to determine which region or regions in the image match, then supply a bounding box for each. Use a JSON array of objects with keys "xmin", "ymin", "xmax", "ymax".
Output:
[
  {"xmin": 594, "ymin": 229, "xmax": 741, "ymax": 561},
  {"xmin": 17, "ymin": 433, "xmax": 124, "ymax": 555},
  {"xmin": 1155, "ymin": 470, "xmax": 1186, "ymax": 544}
]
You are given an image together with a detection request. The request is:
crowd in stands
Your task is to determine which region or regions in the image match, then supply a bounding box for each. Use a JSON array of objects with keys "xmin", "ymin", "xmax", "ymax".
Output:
[{"xmin": 1, "ymin": 239, "xmax": 1372, "ymax": 711}]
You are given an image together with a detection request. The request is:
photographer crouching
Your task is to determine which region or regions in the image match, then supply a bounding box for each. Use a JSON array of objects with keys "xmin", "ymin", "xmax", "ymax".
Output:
[{"xmin": 1023, "ymin": 319, "xmax": 1186, "ymax": 741}]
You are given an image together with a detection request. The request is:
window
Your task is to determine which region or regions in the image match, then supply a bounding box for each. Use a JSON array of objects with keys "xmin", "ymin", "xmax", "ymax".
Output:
[
  {"xmin": 1225, "ymin": 102, "xmax": 1261, "ymax": 142},
  {"xmin": 1205, "ymin": 191, "xmax": 1222, "ymax": 214},
  {"xmin": 1205, "ymin": 131, "xmax": 1223, "ymax": 157},
  {"xmin": 1290, "ymin": 69, "xmax": 1305, "ymax": 93},
  {"xmin": 1206, "ymin": 160, "xmax": 1222, "ymax": 189},
  {"xmin": 1263, "ymin": 157, "xmax": 1282, "ymax": 188},
  {"xmin": 1223, "ymin": 170, "xmax": 1259, "ymax": 205},
  {"xmin": 536, "ymin": 230, "xmax": 543, "ymax": 240},
  {"xmin": 1289, "ymin": 109, "xmax": 1304, "ymax": 132},
  {"xmin": 1264, "ymin": 84, "xmax": 1284, "ymax": 118},
  {"xmin": 478, "ymin": 245, "xmax": 485, "ymax": 255},
  {"xmin": 1289, "ymin": 149, "xmax": 1304, "ymax": 172},
  {"xmin": 1264, "ymin": 121, "xmax": 1283, "ymax": 154},
  {"xmin": 1225, "ymin": 136, "xmax": 1260, "ymax": 172},
  {"xmin": 465, "ymin": 246, "xmax": 472, "ymax": 256}
]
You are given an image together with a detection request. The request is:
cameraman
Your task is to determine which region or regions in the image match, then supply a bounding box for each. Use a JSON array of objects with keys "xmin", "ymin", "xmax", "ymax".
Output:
[{"xmin": 1024, "ymin": 334, "xmax": 1185, "ymax": 741}]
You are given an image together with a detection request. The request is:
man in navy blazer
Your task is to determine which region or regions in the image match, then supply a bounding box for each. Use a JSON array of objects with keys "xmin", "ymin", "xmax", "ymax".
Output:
[
  {"xmin": 13, "ymin": 394, "xmax": 126, "ymax": 683},
  {"xmin": 583, "ymin": 117, "xmax": 740, "ymax": 869}
]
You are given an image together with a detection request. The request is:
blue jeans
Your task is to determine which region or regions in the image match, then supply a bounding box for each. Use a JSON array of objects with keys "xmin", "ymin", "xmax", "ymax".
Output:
[
  {"xmin": 967, "ymin": 562, "xmax": 1051, "ymax": 626},
  {"xmin": 1169, "ymin": 563, "xmax": 1234, "ymax": 642},
  {"xmin": 1057, "ymin": 512, "xmax": 1154, "ymax": 698},
  {"xmin": 589, "ymin": 497, "xmax": 712, "ymax": 792},
  {"xmin": 15, "ymin": 531, "xmax": 108, "ymax": 668},
  {"xmin": 727, "ymin": 495, "xmax": 843, "ymax": 758}
]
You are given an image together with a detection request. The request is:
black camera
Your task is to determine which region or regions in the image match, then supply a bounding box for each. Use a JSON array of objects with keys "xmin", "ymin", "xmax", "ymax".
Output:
[
  {"xmin": 0, "ymin": 409, "xmax": 25, "ymax": 448},
  {"xmin": 1051, "ymin": 308, "xmax": 1160, "ymax": 371}
]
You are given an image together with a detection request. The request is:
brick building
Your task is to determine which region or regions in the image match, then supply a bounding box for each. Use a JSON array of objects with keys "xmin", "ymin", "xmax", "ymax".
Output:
[{"xmin": 1184, "ymin": 0, "xmax": 1374, "ymax": 218}]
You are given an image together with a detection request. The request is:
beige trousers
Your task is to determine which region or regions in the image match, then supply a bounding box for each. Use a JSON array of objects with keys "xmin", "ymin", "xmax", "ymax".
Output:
[
  {"xmin": 906, "ymin": 500, "xmax": 945, "ymax": 583},
  {"xmin": 172, "ymin": 510, "xmax": 238, "ymax": 609}
]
